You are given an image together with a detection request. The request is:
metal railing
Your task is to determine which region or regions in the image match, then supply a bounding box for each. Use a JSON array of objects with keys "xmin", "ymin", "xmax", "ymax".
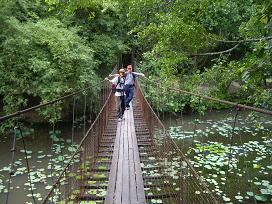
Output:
[
  {"xmin": 137, "ymin": 76, "xmax": 272, "ymax": 204},
  {"xmin": 0, "ymin": 79, "xmax": 113, "ymax": 204},
  {"xmin": 42, "ymin": 83, "xmax": 113, "ymax": 203},
  {"xmin": 135, "ymin": 83, "xmax": 219, "ymax": 203}
]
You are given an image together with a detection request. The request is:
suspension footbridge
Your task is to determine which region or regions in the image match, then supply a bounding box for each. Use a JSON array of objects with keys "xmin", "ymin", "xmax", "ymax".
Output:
[{"xmin": 0, "ymin": 65, "xmax": 271, "ymax": 204}]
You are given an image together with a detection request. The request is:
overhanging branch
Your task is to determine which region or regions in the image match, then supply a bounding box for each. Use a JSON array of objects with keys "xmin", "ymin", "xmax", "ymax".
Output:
[{"xmin": 190, "ymin": 43, "xmax": 241, "ymax": 56}]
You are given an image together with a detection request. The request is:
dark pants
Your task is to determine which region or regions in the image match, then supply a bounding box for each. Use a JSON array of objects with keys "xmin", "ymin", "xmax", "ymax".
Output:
[
  {"xmin": 116, "ymin": 95, "xmax": 125, "ymax": 118},
  {"xmin": 125, "ymin": 85, "xmax": 134, "ymax": 108}
]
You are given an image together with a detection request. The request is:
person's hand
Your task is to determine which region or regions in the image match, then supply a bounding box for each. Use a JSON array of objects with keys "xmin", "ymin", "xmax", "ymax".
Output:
[
  {"xmin": 104, "ymin": 77, "xmax": 109, "ymax": 81},
  {"xmin": 141, "ymin": 73, "xmax": 146, "ymax": 78}
]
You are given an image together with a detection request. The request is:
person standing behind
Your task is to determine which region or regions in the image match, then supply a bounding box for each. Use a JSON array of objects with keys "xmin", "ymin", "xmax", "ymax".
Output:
[
  {"xmin": 105, "ymin": 68, "xmax": 126, "ymax": 121},
  {"xmin": 124, "ymin": 64, "xmax": 145, "ymax": 110}
]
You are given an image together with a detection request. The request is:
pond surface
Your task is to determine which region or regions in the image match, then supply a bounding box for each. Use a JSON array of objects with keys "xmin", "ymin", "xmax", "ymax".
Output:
[
  {"xmin": 164, "ymin": 109, "xmax": 272, "ymax": 203},
  {"xmin": 0, "ymin": 122, "xmax": 85, "ymax": 204},
  {"xmin": 0, "ymin": 109, "xmax": 271, "ymax": 204}
]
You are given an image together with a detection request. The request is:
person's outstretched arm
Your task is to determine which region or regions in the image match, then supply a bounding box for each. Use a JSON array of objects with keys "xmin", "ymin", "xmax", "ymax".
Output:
[
  {"xmin": 105, "ymin": 76, "xmax": 118, "ymax": 84},
  {"xmin": 132, "ymin": 72, "xmax": 146, "ymax": 78},
  {"xmin": 108, "ymin": 73, "xmax": 119, "ymax": 77}
]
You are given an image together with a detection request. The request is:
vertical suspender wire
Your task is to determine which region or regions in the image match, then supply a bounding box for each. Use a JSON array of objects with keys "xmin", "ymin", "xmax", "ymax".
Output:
[
  {"xmin": 192, "ymin": 96, "xmax": 201, "ymax": 202},
  {"xmin": 83, "ymin": 93, "xmax": 87, "ymax": 137},
  {"xmin": 81, "ymin": 92, "xmax": 87, "ymax": 199},
  {"xmin": 156, "ymin": 82, "xmax": 160, "ymax": 120},
  {"xmin": 71, "ymin": 97, "xmax": 76, "ymax": 144},
  {"xmin": 192, "ymin": 97, "xmax": 201, "ymax": 147},
  {"xmin": 178, "ymin": 90, "xmax": 185, "ymax": 203},
  {"xmin": 224, "ymin": 106, "xmax": 239, "ymax": 194},
  {"xmin": 51, "ymin": 107, "xmax": 55, "ymax": 203},
  {"xmin": 71, "ymin": 96, "xmax": 77, "ymax": 198},
  {"xmin": 169, "ymin": 88, "xmax": 172, "ymax": 128},
  {"xmin": 158, "ymin": 81, "xmax": 162, "ymax": 120},
  {"xmin": 179, "ymin": 92, "xmax": 186, "ymax": 148},
  {"xmin": 49, "ymin": 109, "xmax": 55, "ymax": 203},
  {"xmin": 89, "ymin": 94, "xmax": 92, "ymax": 125},
  {"xmin": 18, "ymin": 122, "xmax": 38, "ymax": 204},
  {"xmin": 200, "ymin": 97, "xmax": 207, "ymax": 175},
  {"xmin": 6, "ymin": 119, "xmax": 18, "ymax": 204},
  {"xmin": 54, "ymin": 103, "xmax": 64, "ymax": 202},
  {"xmin": 236, "ymin": 109, "xmax": 243, "ymax": 201},
  {"xmin": 160, "ymin": 80, "xmax": 167, "ymax": 158},
  {"xmin": 75, "ymin": 96, "xmax": 78, "ymax": 141},
  {"xmin": 162, "ymin": 84, "xmax": 165, "ymax": 122},
  {"xmin": 101, "ymin": 86, "xmax": 105, "ymax": 141},
  {"xmin": 158, "ymin": 80, "xmax": 166, "ymax": 159}
]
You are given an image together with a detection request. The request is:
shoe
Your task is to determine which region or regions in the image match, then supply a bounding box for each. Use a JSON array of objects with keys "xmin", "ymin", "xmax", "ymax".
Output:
[
  {"xmin": 118, "ymin": 118, "xmax": 122, "ymax": 122},
  {"xmin": 126, "ymin": 107, "xmax": 130, "ymax": 110}
]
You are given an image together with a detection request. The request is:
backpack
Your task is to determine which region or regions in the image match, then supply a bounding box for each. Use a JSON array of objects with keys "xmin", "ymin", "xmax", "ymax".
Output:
[
  {"xmin": 112, "ymin": 76, "xmax": 125, "ymax": 93},
  {"xmin": 131, "ymin": 73, "xmax": 136, "ymax": 85}
]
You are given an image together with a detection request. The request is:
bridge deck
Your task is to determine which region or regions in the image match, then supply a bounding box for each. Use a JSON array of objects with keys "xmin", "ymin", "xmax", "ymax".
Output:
[{"xmin": 105, "ymin": 106, "xmax": 146, "ymax": 204}]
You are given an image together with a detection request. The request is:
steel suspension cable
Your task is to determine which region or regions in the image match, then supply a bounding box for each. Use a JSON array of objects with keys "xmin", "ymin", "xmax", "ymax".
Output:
[
  {"xmin": 0, "ymin": 80, "xmax": 105, "ymax": 123},
  {"xmin": 42, "ymin": 82, "xmax": 111, "ymax": 203},
  {"xmin": 18, "ymin": 123, "xmax": 38, "ymax": 204},
  {"xmin": 71, "ymin": 97, "xmax": 76, "ymax": 144},
  {"xmin": 179, "ymin": 94, "xmax": 185, "ymax": 148},
  {"xmin": 191, "ymin": 97, "xmax": 201, "ymax": 147},
  {"xmin": 54, "ymin": 103, "xmax": 65, "ymax": 195},
  {"xmin": 5, "ymin": 119, "xmax": 18, "ymax": 204},
  {"xmin": 49, "ymin": 114, "xmax": 55, "ymax": 203},
  {"xmin": 143, "ymin": 79, "xmax": 272, "ymax": 115},
  {"xmin": 0, "ymin": 67, "xmax": 116, "ymax": 203},
  {"xmin": 140, "ymin": 79, "xmax": 270, "ymax": 203},
  {"xmin": 137, "ymin": 82, "xmax": 219, "ymax": 203},
  {"xmin": 83, "ymin": 94, "xmax": 87, "ymax": 137},
  {"xmin": 224, "ymin": 107, "xmax": 240, "ymax": 194},
  {"xmin": 196, "ymin": 97, "xmax": 208, "ymax": 175}
]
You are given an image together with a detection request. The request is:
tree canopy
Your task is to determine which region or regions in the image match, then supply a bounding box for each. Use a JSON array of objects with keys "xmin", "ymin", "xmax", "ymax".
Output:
[{"xmin": 0, "ymin": 0, "xmax": 271, "ymax": 117}]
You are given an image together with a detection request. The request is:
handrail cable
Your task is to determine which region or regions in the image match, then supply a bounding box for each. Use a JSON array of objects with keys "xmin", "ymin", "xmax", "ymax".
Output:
[
  {"xmin": 0, "ymin": 80, "xmax": 105, "ymax": 122},
  {"xmin": 137, "ymin": 83, "xmax": 219, "ymax": 203},
  {"xmin": 41, "ymin": 85, "xmax": 112, "ymax": 203},
  {"xmin": 0, "ymin": 63, "xmax": 120, "ymax": 123},
  {"xmin": 143, "ymin": 79, "xmax": 272, "ymax": 115}
]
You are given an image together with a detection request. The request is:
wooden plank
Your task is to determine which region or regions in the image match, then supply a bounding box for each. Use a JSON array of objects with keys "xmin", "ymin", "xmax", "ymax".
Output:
[
  {"xmin": 130, "ymin": 106, "xmax": 147, "ymax": 204},
  {"xmin": 122, "ymin": 111, "xmax": 130, "ymax": 203},
  {"xmin": 114, "ymin": 119, "xmax": 124, "ymax": 203},
  {"xmin": 104, "ymin": 123, "xmax": 121, "ymax": 204},
  {"xmin": 105, "ymin": 103, "xmax": 146, "ymax": 204},
  {"xmin": 128, "ymin": 109, "xmax": 138, "ymax": 203}
]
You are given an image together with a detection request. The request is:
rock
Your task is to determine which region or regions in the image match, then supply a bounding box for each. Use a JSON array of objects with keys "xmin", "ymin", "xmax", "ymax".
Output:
[{"xmin": 228, "ymin": 81, "xmax": 241, "ymax": 93}]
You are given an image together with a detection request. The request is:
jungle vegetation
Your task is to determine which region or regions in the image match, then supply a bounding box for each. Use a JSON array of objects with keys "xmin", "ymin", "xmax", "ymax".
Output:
[{"xmin": 0, "ymin": 0, "xmax": 271, "ymax": 118}]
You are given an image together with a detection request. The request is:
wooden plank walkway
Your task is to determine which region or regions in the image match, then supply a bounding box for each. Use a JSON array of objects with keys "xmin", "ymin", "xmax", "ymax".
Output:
[{"xmin": 105, "ymin": 106, "xmax": 146, "ymax": 204}]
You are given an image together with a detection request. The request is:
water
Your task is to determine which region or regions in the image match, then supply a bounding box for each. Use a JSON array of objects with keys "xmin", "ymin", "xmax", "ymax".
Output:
[
  {"xmin": 1, "ymin": 109, "xmax": 271, "ymax": 203},
  {"xmin": 0, "ymin": 122, "xmax": 86, "ymax": 204},
  {"xmin": 164, "ymin": 109, "xmax": 272, "ymax": 203}
]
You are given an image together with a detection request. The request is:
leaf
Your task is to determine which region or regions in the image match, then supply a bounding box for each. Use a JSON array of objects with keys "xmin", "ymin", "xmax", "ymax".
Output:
[
  {"xmin": 254, "ymin": 195, "xmax": 267, "ymax": 201},
  {"xmin": 246, "ymin": 192, "xmax": 254, "ymax": 197}
]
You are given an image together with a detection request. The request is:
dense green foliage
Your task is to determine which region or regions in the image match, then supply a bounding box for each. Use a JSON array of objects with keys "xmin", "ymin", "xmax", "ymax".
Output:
[
  {"xmin": 122, "ymin": 0, "xmax": 272, "ymax": 112},
  {"xmin": 0, "ymin": 0, "xmax": 128, "ymax": 121},
  {"xmin": 0, "ymin": 0, "xmax": 271, "ymax": 119}
]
